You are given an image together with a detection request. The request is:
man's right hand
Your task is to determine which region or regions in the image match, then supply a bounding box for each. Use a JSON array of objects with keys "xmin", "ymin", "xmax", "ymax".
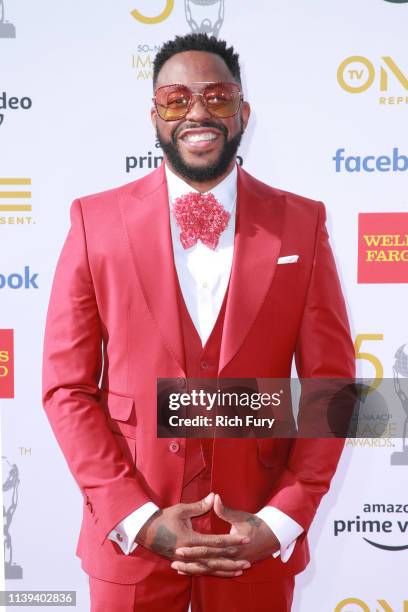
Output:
[{"xmin": 135, "ymin": 492, "xmax": 251, "ymax": 577}]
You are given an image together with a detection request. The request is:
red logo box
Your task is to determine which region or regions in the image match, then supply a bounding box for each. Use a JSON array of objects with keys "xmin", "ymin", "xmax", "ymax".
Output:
[
  {"xmin": 0, "ymin": 329, "xmax": 14, "ymax": 398},
  {"xmin": 358, "ymin": 213, "xmax": 408, "ymax": 283}
]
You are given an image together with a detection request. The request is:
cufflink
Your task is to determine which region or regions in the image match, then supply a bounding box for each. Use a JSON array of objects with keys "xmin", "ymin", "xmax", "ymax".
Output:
[{"xmin": 116, "ymin": 532, "xmax": 123, "ymax": 542}]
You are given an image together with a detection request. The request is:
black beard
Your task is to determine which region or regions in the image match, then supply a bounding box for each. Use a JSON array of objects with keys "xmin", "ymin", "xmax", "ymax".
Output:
[{"xmin": 156, "ymin": 120, "xmax": 243, "ymax": 183}]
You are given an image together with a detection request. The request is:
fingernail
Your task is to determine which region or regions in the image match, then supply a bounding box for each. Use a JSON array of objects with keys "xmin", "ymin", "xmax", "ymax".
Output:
[
  {"xmin": 242, "ymin": 562, "xmax": 251, "ymax": 569},
  {"xmin": 235, "ymin": 570, "xmax": 243, "ymax": 576},
  {"xmin": 241, "ymin": 536, "xmax": 250, "ymax": 544},
  {"xmin": 175, "ymin": 549, "xmax": 185, "ymax": 556}
]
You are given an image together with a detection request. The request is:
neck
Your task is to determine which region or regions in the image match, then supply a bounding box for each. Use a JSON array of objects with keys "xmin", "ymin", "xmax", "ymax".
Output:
[{"xmin": 164, "ymin": 159, "xmax": 236, "ymax": 193}]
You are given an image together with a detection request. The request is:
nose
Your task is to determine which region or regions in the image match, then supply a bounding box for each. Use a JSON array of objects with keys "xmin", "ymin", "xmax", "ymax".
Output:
[{"xmin": 185, "ymin": 93, "xmax": 212, "ymax": 121}]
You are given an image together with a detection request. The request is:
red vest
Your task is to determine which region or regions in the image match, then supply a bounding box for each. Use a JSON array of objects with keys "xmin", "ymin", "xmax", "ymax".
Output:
[{"xmin": 176, "ymin": 273, "xmax": 230, "ymax": 492}]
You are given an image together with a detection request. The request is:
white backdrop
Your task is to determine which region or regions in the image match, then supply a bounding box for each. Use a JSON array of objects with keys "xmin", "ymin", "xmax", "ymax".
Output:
[{"xmin": 1, "ymin": 1, "xmax": 407, "ymax": 610}]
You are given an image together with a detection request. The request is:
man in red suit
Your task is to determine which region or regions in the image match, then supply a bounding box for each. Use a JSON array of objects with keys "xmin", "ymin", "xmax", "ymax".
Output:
[{"xmin": 42, "ymin": 33, "xmax": 355, "ymax": 611}]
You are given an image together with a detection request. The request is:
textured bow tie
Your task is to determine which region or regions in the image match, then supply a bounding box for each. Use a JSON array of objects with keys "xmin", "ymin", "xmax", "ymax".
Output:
[{"xmin": 172, "ymin": 191, "xmax": 231, "ymax": 250}]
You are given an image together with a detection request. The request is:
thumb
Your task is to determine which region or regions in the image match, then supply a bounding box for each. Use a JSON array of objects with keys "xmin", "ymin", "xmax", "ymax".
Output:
[
  {"xmin": 179, "ymin": 492, "xmax": 215, "ymax": 518},
  {"xmin": 213, "ymin": 493, "xmax": 233, "ymax": 522}
]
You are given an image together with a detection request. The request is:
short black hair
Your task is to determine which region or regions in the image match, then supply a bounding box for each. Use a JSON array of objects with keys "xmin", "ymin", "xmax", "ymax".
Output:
[{"xmin": 153, "ymin": 33, "xmax": 241, "ymax": 88}]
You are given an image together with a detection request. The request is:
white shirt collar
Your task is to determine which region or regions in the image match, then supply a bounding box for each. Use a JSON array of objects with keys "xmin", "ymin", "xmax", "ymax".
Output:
[{"xmin": 164, "ymin": 162, "xmax": 237, "ymax": 215}]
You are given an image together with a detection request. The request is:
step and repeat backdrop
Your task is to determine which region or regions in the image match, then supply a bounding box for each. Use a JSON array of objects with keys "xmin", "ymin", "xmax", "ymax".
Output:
[{"xmin": 1, "ymin": 1, "xmax": 407, "ymax": 610}]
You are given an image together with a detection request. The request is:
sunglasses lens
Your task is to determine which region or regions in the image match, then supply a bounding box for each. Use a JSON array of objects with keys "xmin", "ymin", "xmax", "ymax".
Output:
[
  {"xmin": 204, "ymin": 83, "xmax": 241, "ymax": 118},
  {"xmin": 155, "ymin": 83, "xmax": 241, "ymax": 120},
  {"xmin": 155, "ymin": 85, "xmax": 192, "ymax": 120}
]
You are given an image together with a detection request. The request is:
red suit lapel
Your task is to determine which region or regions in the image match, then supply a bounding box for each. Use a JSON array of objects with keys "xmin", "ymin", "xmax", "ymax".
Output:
[{"xmin": 118, "ymin": 163, "xmax": 286, "ymax": 375}]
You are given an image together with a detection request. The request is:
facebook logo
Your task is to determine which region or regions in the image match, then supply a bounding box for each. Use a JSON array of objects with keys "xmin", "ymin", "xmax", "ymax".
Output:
[
  {"xmin": 0, "ymin": 266, "xmax": 39, "ymax": 289},
  {"xmin": 333, "ymin": 148, "xmax": 408, "ymax": 173}
]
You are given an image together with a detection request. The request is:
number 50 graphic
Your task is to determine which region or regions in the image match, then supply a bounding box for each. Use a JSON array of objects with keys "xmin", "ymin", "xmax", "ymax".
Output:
[
  {"xmin": 355, "ymin": 333, "xmax": 384, "ymax": 391},
  {"xmin": 131, "ymin": 1, "xmax": 174, "ymax": 24}
]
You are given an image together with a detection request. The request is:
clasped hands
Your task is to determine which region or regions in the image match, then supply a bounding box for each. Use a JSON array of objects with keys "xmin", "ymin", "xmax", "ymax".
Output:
[{"xmin": 135, "ymin": 492, "xmax": 280, "ymax": 578}]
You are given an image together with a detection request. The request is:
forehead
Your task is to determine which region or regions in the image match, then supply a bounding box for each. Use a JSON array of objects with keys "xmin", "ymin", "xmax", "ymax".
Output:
[{"xmin": 156, "ymin": 51, "xmax": 234, "ymax": 87}]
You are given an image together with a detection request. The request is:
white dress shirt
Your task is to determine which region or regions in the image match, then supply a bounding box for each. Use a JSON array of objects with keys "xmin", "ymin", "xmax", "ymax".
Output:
[{"xmin": 108, "ymin": 163, "xmax": 304, "ymax": 560}]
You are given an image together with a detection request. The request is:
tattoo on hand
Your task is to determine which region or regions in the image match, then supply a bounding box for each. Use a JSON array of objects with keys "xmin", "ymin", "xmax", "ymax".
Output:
[
  {"xmin": 151, "ymin": 525, "xmax": 177, "ymax": 557},
  {"xmin": 245, "ymin": 514, "xmax": 262, "ymax": 528}
]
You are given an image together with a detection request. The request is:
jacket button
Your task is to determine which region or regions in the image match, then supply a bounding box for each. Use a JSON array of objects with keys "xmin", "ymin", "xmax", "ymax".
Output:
[
  {"xmin": 200, "ymin": 360, "xmax": 209, "ymax": 369},
  {"xmin": 169, "ymin": 441, "xmax": 180, "ymax": 453}
]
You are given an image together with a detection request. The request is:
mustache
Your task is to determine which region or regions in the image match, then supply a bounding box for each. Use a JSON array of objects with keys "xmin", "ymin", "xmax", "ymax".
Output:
[{"xmin": 172, "ymin": 120, "xmax": 228, "ymax": 143}]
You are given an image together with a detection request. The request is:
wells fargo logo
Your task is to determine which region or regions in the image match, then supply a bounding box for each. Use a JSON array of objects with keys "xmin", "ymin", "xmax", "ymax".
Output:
[
  {"xmin": 337, "ymin": 56, "xmax": 408, "ymax": 105},
  {"xmin": 0, "ymin": 329, "xmax": 14, "ymax": 398},
  {"xmin": 335, "ymin": 599, "xmax": 408, "ymax": 611},
  {"xmin": 358, "ymin": 213, "xmax": 408, "ymax": 283}
]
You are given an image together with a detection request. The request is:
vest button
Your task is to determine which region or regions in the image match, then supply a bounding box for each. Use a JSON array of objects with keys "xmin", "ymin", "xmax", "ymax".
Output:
[
  {"xmin": 200, "ymin": 360, "xmax": 210, "ymax": 369},
  {"xmin": 169, "ymin": 441, "xmax": 180, "ymax": 453}
]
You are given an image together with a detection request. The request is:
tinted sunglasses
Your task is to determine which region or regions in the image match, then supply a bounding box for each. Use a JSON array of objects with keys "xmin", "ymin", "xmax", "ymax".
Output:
[{"xmin": 153, "ymin": 81, "xmax": 243, "ymax": 121}]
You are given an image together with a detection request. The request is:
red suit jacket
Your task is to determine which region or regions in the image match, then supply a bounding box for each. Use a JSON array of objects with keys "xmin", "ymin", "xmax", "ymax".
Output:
[{"xmin": 42, "ymin": 163, "xmax": 355, "ymax": 584}]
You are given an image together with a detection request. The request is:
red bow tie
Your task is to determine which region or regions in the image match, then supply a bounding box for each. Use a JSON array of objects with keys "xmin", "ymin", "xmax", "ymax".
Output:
[{"xmin": 172, "ymin": 191, "xmax": 231, "ymax": 250}]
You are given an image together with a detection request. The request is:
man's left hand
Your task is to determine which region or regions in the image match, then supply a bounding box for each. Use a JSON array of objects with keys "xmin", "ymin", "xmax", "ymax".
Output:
[{"xmin": 171, "ymin": 494, "xmax": 280, "ymax": 576}]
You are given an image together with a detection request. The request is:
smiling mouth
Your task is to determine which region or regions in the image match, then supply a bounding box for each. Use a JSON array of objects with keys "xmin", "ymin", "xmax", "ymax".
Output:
[{"xmin": 182, "ymin": 132, "xmax": 219, "ymax": 143}]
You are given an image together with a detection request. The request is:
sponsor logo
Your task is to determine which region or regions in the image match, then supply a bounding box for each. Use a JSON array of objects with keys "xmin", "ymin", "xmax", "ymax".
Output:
[
  {"xmin": 130, "ymin": 0, "xmax": 225, "ymax": 35},
  {"xmin": 0, "ymin": 0, "xmax": 15, "ymax": 38},
  {"xmin": 0, "ymin": 177, "xmax": 36, "ymax": 226},
  {"xmin": 337, "ymin": 56, "xmax": 408, "ymax": 105},
  {"xmin": 125, "ymin": 139, "xmax": 244, "ymax": 173},
  {"xmin": 333, "ymin": 148, "xmax": 408, "ymax": 173},
  {"xmin": 335, "ymin": 599, "xmax": 408, "ymax": 612},
  {"xmin": 3, "ymin": 456, "xmax": 23, "ymax": 578},
  {"xmin": 130, "ymin": 0, "xmax": 225, "ymax": 81},
  {"xmin": 185, "ymin": 0, "xmax": 225, "ymax": 37},
  {"xmin": 334, "ymin": 502, "xmax": 408, "ymax": 553},
  {"xmin": 358, "ymin": 213, "xmax": 408, "ymax": 283},
  {"xmin": 131, "ymin": 0, "xmax": 174, "ymax": 25},
  {"xmin": 0, "ymin": 92, "xmax": 33, "ymax": 127},
  {"xmin": 0, "ymin": 329, "xmax": 14, "ymax": 398},
  {"xmin": 0, "ymin": 266, "xmax": 39, "ymax": 289},
  {"xmin": 391, "ymin": 343, "xmax": 408, "ymax": 465}
]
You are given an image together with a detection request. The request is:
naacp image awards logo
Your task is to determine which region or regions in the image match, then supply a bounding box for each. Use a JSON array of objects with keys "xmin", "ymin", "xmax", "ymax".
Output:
[{"xmin": 0, "ymin": 0, "xmax": 15, "ymax": 38}]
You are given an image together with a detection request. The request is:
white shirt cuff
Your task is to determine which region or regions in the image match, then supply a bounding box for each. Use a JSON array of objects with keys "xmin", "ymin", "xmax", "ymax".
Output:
[
  {"xmin": 255, "ymin": 506, "xmax": 304, "ymax": 563},
  {"xmin": 107, "ymin": 502, "xmax": 159, "ymax": 555}
]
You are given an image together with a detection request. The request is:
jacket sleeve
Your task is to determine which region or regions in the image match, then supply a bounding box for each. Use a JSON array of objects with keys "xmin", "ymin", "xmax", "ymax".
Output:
[
  {"xmin": 42, "ymin": 198, "xmax": 152, "ymax": 545},
  {"xmin": 264, "ymin": 201, "xmax": 356, "ymax": 532}
]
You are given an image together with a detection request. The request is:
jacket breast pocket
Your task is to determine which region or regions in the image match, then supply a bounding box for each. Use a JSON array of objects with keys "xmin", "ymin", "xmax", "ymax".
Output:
[{"xmin": 100, "ymin": 389, "xmax": 137, "ymax": 440}]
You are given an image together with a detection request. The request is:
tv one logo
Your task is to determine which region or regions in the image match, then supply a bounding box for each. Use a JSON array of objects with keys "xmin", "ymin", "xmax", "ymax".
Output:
[
  {"xmin": 335, "ymin": 599, "xmax": 408, "ymax": 611},
  {"xmin": 337, "ymin": 56, "xmax": 408, "ymax": 105}
]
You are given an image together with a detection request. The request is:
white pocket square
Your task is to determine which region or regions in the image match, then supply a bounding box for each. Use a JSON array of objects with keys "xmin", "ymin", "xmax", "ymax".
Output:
[{"xmin": 277, "ymin": 255, "xmax": 299, "ymax": 264}]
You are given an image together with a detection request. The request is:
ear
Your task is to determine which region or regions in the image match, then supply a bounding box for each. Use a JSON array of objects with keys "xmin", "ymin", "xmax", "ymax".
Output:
[
  {"xmin": 151, "ymin": 105, "xmax": 158, "ymax": 131},
  {"xmin": 241, "ymin": 101, "xmax": 251, "ymax": 131}
]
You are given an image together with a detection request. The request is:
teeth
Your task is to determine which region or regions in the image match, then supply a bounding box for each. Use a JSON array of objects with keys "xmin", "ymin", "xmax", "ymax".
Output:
[{"xmin": 184, "ymin": 132, "xmax": 217, "ymax": 143}]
